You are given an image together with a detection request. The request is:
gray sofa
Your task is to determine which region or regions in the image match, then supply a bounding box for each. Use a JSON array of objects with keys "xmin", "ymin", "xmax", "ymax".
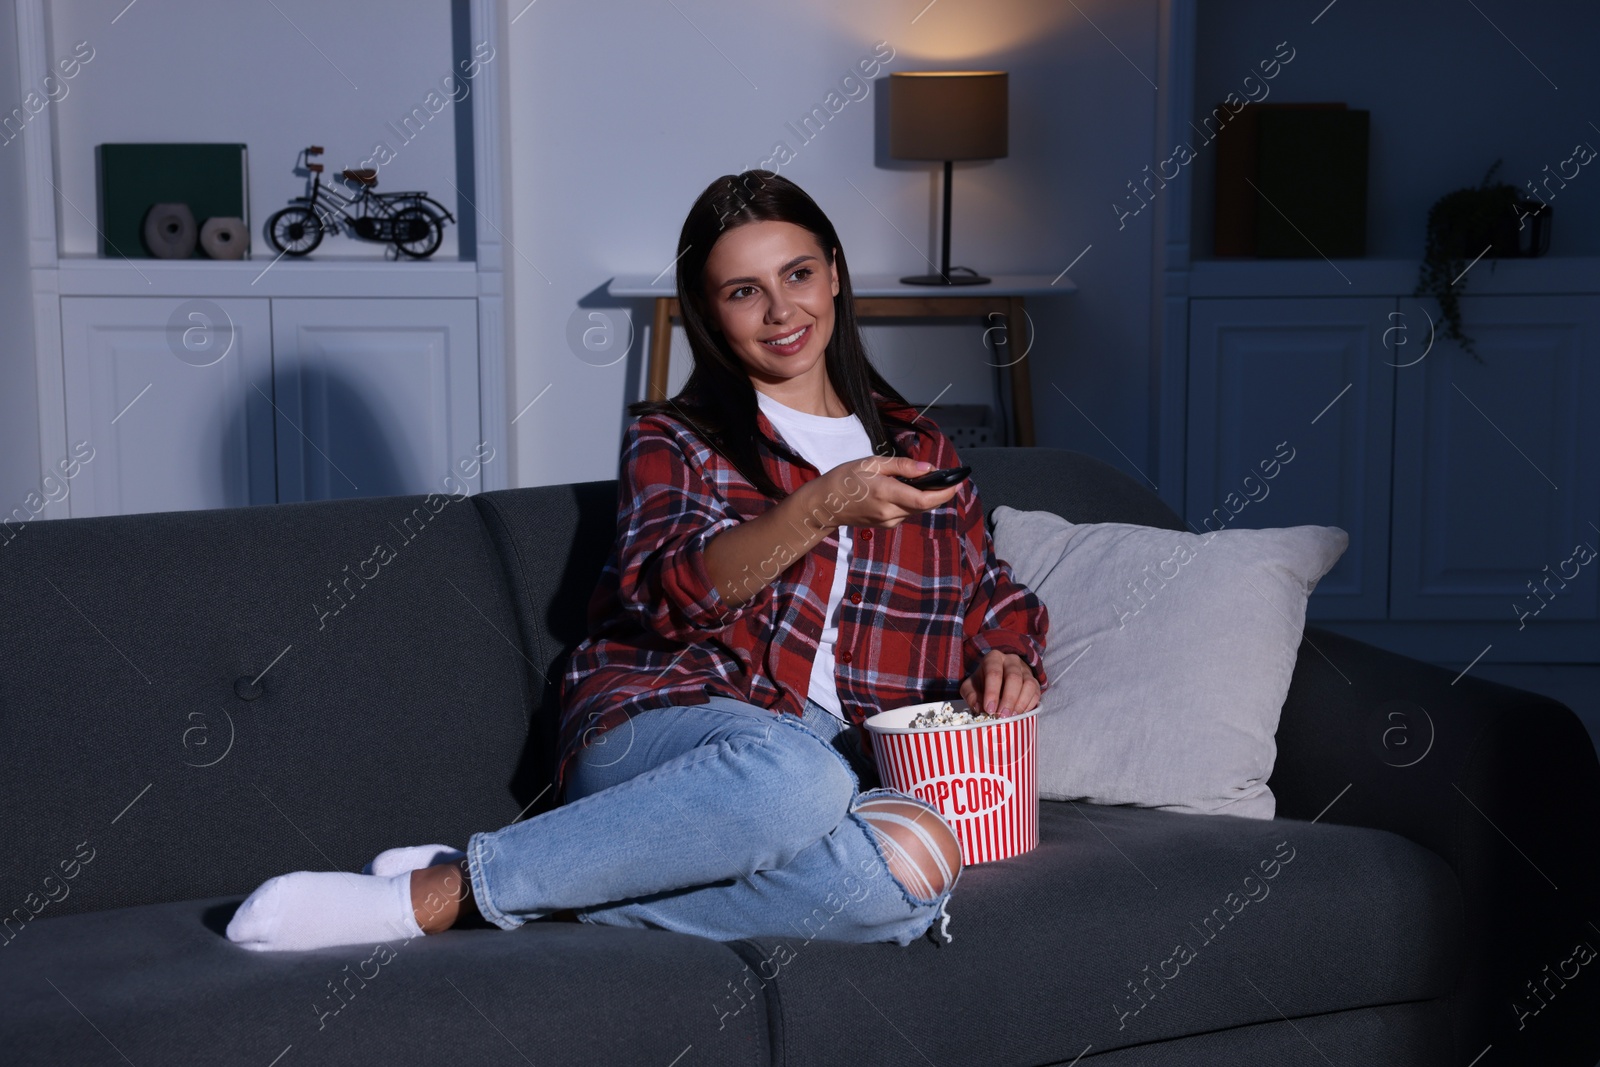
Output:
[{"xmin": 3, "ymin": 447, "xmax": 1597, "ymax": 1066}]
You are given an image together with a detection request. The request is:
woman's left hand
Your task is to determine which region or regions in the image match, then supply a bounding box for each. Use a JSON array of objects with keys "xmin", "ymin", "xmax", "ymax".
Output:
[{"xmin": 960, "ymin": 650, "xmax": 1041, "ymax": 718}]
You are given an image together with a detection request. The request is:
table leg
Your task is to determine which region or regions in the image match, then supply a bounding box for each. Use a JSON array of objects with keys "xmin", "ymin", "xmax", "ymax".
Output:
[
  {"xmin": 1007, "ymin": 296, "xmax": 1035, "ymax": 447},
  {"xmin": 648, "ymin": 297, "xmax": 673, "ymax": 401}
]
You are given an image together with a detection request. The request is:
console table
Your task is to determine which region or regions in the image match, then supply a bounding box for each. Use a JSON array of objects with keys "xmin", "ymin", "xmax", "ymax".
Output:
[{"xmin": 607, "ymin": 273, "xmax": 1076, "ymax": 447}]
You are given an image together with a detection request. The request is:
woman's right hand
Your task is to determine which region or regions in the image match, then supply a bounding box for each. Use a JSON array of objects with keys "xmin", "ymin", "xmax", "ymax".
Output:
[{"xmin": 806, "ymin": 455, "xmax": 962, "ymax": 530}]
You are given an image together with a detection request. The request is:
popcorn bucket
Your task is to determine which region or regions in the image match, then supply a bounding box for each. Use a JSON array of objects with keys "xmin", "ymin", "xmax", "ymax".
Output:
[{"xmin": 863, "ymin": 699, "xmax": 1039, "ymax": 865}]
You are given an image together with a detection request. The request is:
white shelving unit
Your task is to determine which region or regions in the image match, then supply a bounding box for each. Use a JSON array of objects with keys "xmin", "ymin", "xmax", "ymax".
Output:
[
  {"xmin": 1153, "ymin": 1, "xmax": 1600, "ymax": 663},
  {"xmin": 7, "ymin": 0, "xmax": 510, "ymax": 517}
]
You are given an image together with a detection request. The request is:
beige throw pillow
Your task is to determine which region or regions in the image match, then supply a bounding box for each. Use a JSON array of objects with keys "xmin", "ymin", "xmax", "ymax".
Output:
[{"xmin": 991, "ymin": 507, "xmax": 1348, "ymax": 818}]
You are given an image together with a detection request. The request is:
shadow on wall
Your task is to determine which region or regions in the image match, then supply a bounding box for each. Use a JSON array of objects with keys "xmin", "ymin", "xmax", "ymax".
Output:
[{"xmin": 221, "ymin": 364, "xmax": 413, "ymax": 506}]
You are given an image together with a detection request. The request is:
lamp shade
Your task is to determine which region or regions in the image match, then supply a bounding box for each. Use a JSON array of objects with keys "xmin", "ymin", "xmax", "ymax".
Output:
[{"xmin": 889, "ymin": 71, "xmax": 1008, "ymax": 161}]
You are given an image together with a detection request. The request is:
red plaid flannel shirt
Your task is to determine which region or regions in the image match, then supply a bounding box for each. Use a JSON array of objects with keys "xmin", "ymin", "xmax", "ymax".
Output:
[{"xmin": 556, "ymin": 391, "xmax": 1050, "ymax": 796}]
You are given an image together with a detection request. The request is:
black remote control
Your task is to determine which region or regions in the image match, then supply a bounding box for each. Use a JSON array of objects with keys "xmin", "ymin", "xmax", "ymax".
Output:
[{"xmin": 897, "ymin": 465, "xmax": 972, "ymax": 490}]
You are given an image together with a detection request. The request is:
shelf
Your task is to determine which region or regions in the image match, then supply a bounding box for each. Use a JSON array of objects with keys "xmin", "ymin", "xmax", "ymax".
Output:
[
  {"xmin": 1184, "ymin": 257, "xmax": 1600, "ymax": 299},
  {"xmin": 43, "ymin": 0, "xmax": 471, "ymax": 262},
  {"xmin": 52, "ymin": 256, "xmax": 480, "ymax": 299}
]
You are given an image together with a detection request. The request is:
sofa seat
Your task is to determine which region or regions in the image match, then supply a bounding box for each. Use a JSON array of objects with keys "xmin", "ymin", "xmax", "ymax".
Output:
[
  {"xmin": 3, "ymin": 895, "xmax": 771, "ymax": 1066},
  {"xmin": 1, "ymin": 802, "xmax": 1459, "ymax": 1067},
  {"xmin": 728, "ymin": 801, "xmax": 1462, "ymax": 1066}
]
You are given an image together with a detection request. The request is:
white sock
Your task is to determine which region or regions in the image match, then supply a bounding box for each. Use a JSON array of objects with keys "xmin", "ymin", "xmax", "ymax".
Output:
[
  {"xmin": 363, "ymin": 843, "xmax": 465, "ymax": 877},
  {"xmin": 226, "ymin": 870, "xmax": 424, "ymax": 953}
]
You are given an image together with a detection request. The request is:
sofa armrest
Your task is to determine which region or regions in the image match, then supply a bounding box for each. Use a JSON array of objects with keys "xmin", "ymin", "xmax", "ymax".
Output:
[{"xmin": 1271, "ymin": 627, "xmax": 1600, "ymax": 1065}]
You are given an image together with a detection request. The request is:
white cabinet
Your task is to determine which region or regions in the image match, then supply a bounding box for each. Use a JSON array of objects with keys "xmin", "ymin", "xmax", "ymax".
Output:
[
  {"xmin": 271, "ymin": 299, "xmax": 480, "ymax": 503},
  {"xmin": 60, "ymin": 297, "xmax": 275, "ymax": 517},
  {"xmin": 4, "ymin": 0, "xmax": 509, "ymax": 518},
  {"xmin": 1186, "ymin": 298, "xmax": 1396, "ymax": 620},
  {"xmin": 1187, "ymin": 291, "xmax": 1600, "ymax": 631},
  {"xmin": 57, "ymin": 295, "xmax": 481, "ymax": 516},
  {"xmin": 1390, "ymin": 295, "xmax": 1600, "ymax": 621},
  {"xmin": 1157, "ymin": 5, "xmax": 1600, "ymax": 660}
]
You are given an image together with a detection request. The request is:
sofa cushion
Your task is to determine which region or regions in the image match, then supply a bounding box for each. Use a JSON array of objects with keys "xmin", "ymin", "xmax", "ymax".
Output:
[
  {"xmin": 0, "ymin": 494, "xmax": 540, "ymax": 920},
  {"xmin": 990, "ymin": 508, "xmax": 1348, "ymax": 818},
  {"xmin": 728, "ymin": 802, "xmax": 1461, "ymax": 1065},
  {"xmin": 0, "ymin": 896, "xmax": 771, "ymax": 1067},
  {"xmin": 472, "ymin": 482, "xmax": 620, "ymax": 789}
]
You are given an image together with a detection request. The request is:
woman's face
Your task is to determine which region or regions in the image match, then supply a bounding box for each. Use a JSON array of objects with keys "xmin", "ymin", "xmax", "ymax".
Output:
[{"xmin": 701, "ymin": 220, "xmax": 840, "ymax": 390}]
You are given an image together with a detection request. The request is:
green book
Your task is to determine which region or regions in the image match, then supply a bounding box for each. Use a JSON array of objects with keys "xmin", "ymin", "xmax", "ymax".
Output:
[
  {"xmin": 96, "ymin": 143, "xmax": 249, "ymax": 259},
  {"xmin": 1253, "ymin": 110, "xmax": 1368, "ymax": 258}
]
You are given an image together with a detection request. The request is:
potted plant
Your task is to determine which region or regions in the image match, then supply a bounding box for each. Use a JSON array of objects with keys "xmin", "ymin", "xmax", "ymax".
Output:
[{"xmin": 1414, "ymin": 159, "xmax": 1550, "ymax": 360}]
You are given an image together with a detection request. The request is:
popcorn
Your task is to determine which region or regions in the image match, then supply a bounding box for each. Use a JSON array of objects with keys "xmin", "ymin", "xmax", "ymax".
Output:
[
  {"xmin": 908, "ymin": 701, "xmax": 998, "ymax": 729},
  {"xmin": 867, "ymin": 699, "xmax": 1040, "ymax": 865}
]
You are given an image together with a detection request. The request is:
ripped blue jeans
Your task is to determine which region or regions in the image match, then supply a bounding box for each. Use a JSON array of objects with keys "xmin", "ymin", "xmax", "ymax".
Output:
[{"xmin": 464, "ymin": 696, "xmax": 961, "ymax": 947}]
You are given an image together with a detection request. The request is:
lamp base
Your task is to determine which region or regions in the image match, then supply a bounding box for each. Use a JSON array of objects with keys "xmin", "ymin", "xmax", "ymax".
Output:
[{"xmin": 899, "ymin": 272, "xmax": 992, "ymax": 286}]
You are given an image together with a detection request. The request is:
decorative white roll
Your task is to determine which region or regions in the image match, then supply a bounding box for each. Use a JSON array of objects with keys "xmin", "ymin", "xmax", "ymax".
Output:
[
  {"xmin": 200, "ymin": 216, "xmax": 248, "ymax": 260},
  {"xmin": 142, "ymin": 203, "xmax": 197, "ymax": 259}
]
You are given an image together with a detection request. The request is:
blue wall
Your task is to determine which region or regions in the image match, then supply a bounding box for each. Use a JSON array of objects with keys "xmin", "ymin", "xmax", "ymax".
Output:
[{"xmin": 1191, "ymin": 0, "xmax": 1600, "ymax": 259}]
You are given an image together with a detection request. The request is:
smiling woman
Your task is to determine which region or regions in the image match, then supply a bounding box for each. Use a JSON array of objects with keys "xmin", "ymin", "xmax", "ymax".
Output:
[
  {"xmin": 704, "ymin": 224, "xmax": 842, "ymax": 401},
  {"xmin": 551, "ymin": 171, "xmax": 1049, "ymax": 940}
]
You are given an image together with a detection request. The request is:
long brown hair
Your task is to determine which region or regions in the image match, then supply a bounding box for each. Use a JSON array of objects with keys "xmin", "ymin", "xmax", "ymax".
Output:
[{"xmin": 628, "ymin": 170, "xmax": 927, "ymax": 499}]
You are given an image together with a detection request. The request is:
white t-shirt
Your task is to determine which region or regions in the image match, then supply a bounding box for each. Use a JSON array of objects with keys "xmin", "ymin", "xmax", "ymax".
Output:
[{"xmin": 755, "ymin": 390, "xmax": 873, "ymax": 722}]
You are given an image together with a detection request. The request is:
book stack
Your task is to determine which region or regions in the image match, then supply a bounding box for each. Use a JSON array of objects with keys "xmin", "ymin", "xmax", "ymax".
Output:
[{"xmin": 1213, "ymin": 103, "xmax": 1368, "ymax": 258}]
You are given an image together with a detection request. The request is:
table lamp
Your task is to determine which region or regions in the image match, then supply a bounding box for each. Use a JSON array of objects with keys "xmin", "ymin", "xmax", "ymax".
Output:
[{"xmin": 889, "ymin": 70, "xmax": 1008, "ymax": 285}]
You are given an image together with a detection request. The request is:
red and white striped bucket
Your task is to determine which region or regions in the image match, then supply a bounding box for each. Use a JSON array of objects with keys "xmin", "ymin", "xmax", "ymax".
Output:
[{"xmin": 863, "ymin": 699, "xmax": 1038, "ymax": 865}]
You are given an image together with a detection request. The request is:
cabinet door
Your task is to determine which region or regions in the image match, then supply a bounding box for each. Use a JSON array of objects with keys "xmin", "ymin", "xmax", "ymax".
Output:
[
  {"xmin": 1390, "ymin": 295, "xmax": 1600, "ymax": 621},
  {"xmin": 1187, "ymin": 298, "xmax": 1396, "ymax": 621},
  {"xmin": 60, "ymin": 297, "xmax": 275, "ymax": 517},
  {"xmin": 271, "ymin": 299, "xmax": 480, "ymax": 503}
]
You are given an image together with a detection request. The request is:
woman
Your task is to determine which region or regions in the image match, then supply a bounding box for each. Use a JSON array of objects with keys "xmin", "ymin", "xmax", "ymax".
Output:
[{"xmin": 226, "ymin": 170, "xmax": 1048, "ymax": 953}]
